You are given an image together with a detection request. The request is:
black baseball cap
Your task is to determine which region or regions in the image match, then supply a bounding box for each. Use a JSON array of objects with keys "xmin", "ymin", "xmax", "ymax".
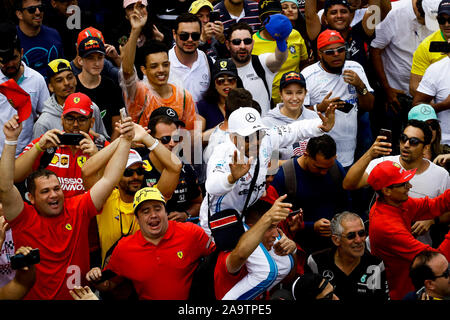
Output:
[
  {"xmin": 280, "ymin": 71, "xmax": 306, "ymax": 91},
  {"xmin": 78, "ymin": 36, "xmax": 105, "ymax": 58},
  {"xmin": 324, "ymin": 0, "xmax": 351, "ymax": 14},
  {"xmin": 212, "ymin": 58, "xmax": 238, "ymax": 80},
  {"xmin": 0, "ymin": 22, "xmax": 20, "ymax": 62},
  {"xmin": 258, "ymin": 0, "xmax": 282, "ymax": 24},
  {"xmin": 439, "ymin": 0, "xmax": 450, "ymax": 15},
  {"xmin": 149, "ymin": 107, "xmax": 185, "ymax": 127}
]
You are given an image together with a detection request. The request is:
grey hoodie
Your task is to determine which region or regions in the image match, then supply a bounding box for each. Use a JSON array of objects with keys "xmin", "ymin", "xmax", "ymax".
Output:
[
  {"xmin": 33, "ymin": 94, "xmax": 109, "ymax": 140},
  {"xmin": 262, "ymin": 103, "xmax": 319, "ymax": 159}
]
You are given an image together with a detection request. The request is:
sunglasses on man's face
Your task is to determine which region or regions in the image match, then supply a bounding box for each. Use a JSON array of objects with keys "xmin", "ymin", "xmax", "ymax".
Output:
[
  {"xmin": 341, "ymin": 229, "xmax": 366, "ymax": 240},
  {"xmin": 123, "ymin": 167, "xmax": 145, "ymax": 177},
  {"xmin": 22, "ymin": 4, "xmax": 44, "ymax": 14},
  {"xmin": 231, "ymin": 38, "xmax": 253, "ymax": 46},
  {"xmin": 437, "ymin": 16, "xmax": 450, "ymax": 25},
  {"xmin": 399, "ymin": 133, "xmax": 425, "ymax": 146},
  {"xmin": 434, "ymin": 267, "xmax": 450, "ymax": 279},
  {"xmin": 157, "ymin": 135, "xmax": 183, "ymax": 144},
  {"xmin": 321, "ymin": 45, "xmax": 346, "ymax": 56},
  {"xmin": 178, "ymin": 32, "xmax": 201, "ymax": 41}
]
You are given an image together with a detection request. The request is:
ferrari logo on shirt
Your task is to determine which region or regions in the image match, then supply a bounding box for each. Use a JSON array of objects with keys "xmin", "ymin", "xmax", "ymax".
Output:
[
  {"xmin": 65, "ymin": 223, "xmax": 72, "ymax": 231},
  {"xmin": 77, "ymin": 156, "xmax": 87, "ymax": 168},
  {"xmin": 177, "ymin": 251, "xmax": 183, "ymax": 259}
]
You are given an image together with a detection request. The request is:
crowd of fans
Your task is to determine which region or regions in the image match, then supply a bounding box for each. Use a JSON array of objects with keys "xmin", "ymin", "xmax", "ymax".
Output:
[{"xmin": 0, "ymin": 0, "xmax": 449, "ymax": 302}]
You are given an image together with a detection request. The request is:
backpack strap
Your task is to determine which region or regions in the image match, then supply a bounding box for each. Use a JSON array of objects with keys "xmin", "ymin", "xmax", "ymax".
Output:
[
  {"xmin": 251, "ymin": 55, "xmax": 275, "ymax": 109},
  {"xmin": 328, "ymin": 162, "xmax": 343, "ymax": 188},
  {"xmin": 280, "ymin": 158, "xmax": 297, "ymax": 201}
]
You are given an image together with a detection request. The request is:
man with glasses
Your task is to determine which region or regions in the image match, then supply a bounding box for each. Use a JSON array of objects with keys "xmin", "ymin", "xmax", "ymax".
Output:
[
  {"xmin": 410, "ymin": 0, "xmax": 450, "ymax": 96},
  {"xmin": 168, "ymin": 13, "xmax": 212, "ymax": 105},
  {"xmin": 305, "ymin": 211, "xmax": 390, "ymax": 301},
  {"xmin": 344, "ymin": 120, "xmax": 450, "ymax": 246},
  {"xmin": 15, "ymin": 0, "xmax": 64, "ymax": 79},
  {"xmin": 406, "ymin": 250, "xmax": 450, "ymax": 300},
  {"xmin": 365, "ymin": 160, "xmax": 450, "ymax": 300},
  {"xmin": 142, "ymin": 107, "xmax": 203, "ymax": 223},
  {"xmin": 302, "ymin": 29, "xmax": 374, "ymax": 169},
  {"xmin": 225, "ymin": 22, "xmax": 288, "ymax": 116}
]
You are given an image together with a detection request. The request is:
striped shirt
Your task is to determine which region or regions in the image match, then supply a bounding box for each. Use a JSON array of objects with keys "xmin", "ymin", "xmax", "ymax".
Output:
[{"xmin": 214, "ymin": 0, "xmax": 261, "ymax": 34}]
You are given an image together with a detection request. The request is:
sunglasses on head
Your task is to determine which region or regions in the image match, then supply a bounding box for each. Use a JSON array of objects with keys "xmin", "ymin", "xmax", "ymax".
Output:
[
  {"xmin": 157, "ymin": 135, "xmax": 183, "ymax": 144},
  {"xmin": 437, "ymin": 16, "xmax": 450, "ymax": 25},
  {"xmin": 321, "ymin": 45, "xmax": 346, "ymax": 56},
  {"xmin": 215, "ymin": 76, "xmax": 237, "ymax": 85},
  {"xmin": 22, "ymin": 4, "xmax": 44, "ymax": 14},
  {"xmin": 123, "ymin": 167, "xmax": 145, "ymax": 177},
  {"xmin": 341, "ymin": 229, "xmax": 366, "ymax": 240},
  {"xmin": 400, "ymin": 133, "xmax": 425, "ymax": 146},
  {"xmin": 433, "ymin": 267, "xmax": 450, "ymax": 280},
  {"xmin": 231, "ymin": 38, "xmax": 253, "ymax": 45},
  {"xmin": 178, "ymin": 32, "xmax": 201, "ymax": 41}
]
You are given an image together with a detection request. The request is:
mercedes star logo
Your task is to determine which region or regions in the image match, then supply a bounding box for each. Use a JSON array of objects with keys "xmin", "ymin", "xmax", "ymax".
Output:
[
  {"xmin": 245, "ymin": 113, "xmax": 256, "ymax": 123},
  {"xmin": 166, "ymin": 109, "xmax": 176, "ymax": 117}
]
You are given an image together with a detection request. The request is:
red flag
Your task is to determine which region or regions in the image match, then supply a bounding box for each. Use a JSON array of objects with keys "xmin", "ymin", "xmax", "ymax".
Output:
[{"xmin": 0, "ymin": 79, "xmax": 32, "ymax": 123}]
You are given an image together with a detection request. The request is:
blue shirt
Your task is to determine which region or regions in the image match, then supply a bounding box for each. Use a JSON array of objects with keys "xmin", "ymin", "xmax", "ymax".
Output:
[
  {"xmin": 197, "ymin": 99, "xmax": 224, "ymax": 131},
  {"xmin": 17, "ymin": 25, "xmax": 64, "ymax": 80}
]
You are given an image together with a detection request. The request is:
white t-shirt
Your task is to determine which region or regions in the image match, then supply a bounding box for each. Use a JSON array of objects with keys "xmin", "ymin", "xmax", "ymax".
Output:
[
  {"xmin": 236, "ymin": 53, "xmax": 276, "ymax": 116},
  {"xmin": 370, "ymin": 0, "xmax": 433, "ymax": 94},
  {"xmin": 168, "ymin": 47, "xmax": 211, "ymax": 105},
  {"xmin": 302, "ymin": 60, "xmax": 373, "ymax": 167},
  {"xmin": 417, "ymin": 56, "xmax": 450, "ymax": 145},
  {"xmin": 0, "ymin": 63, "xmax": 49, "ymax": 156},
  {"xmin": 366, "ymin": 155, "xmax": 450, "ymax": 245}
]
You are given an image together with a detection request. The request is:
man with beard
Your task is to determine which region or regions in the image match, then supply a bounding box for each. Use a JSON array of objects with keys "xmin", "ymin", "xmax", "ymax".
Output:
[
  {"xmin": 305, "ymin": 211, "xmax": 390, "ymax": 301},
  {"xmin": 225, "ymin": 22, "xmax": 288, "ymax": 115},
  {"xmin": 0, "ymin": 22, "xmax": 49, "ymax": 157},
  {"xmin": 302, "ymin": 29, "xmax": 374, "ymax": 169},
  {"xmin": 343, "ymin": 119, "xmax": 450, "ymax": 246},
  {"xmin": 168, "ymin": 13, "xmax": 211, "ymax": 105}
]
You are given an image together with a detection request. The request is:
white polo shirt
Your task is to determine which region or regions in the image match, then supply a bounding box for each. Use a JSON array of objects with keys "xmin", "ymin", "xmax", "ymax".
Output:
[
  {"xmin": 168, "ymin": 47, "xmax": 211, "ymax": 105},
  {"xmin": 302, "ymin": 60, "xmax": 372, "ymax": 167},
  {"xmin": 417, "ymin": 56, "xmax": 450, "ymax": 145},
  {"xmin": 370, "ymin": 0, "xmax": 433, "ymax": 93},
  {"xmin": 0, "ymin": 63, "xmax": 49, "ymax": 156}
]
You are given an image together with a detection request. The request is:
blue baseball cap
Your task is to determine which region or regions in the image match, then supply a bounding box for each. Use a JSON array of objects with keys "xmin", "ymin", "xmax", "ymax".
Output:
[
  {"xmin": 264, "ymin": 14, "xmax": 293, "ymax": 51},
  {"xmin": 408, "ymin": 104, "xmax": 439, "ymax": 122}
]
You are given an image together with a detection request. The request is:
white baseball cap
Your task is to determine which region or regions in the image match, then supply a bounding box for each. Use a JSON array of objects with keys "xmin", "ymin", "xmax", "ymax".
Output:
[
  {"xmin": 228, "ymin": 107, "xmax": 267, "ymax": 137},
  {"xmin": 423, "ymin": 0, "xmax": 441, "ymax": 31},
  {"xmin": 126, "ymin": 149, "xmax": 144, "ymax": 168}
]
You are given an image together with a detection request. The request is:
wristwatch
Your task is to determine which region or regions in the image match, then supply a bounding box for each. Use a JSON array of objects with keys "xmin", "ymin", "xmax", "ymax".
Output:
[{"xmin": 358, "ymin": 86, "xmax": 368, "ymax": 96}]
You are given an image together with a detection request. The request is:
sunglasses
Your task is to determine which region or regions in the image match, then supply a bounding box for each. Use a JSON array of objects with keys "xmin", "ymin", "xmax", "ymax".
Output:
[
  {"xmin": 22, "ymin": 4, "xmax": 44, "ymax": 14},
  {"xmin": 437, "ymin": 16, "xmax": 450, "ymax": 25},
  {"xmin": 433, "ymin": 267, "xmax": 450, "ymax": 280},
  {"xmin": 321, "ymin": 45, "xmax": 346, "ymax": 56},
  {"xmin": 399, "ymin": 133, "xmax": 425, "ymax": 146},
  {"xmin": 231, "ymin": 38, "xmax": 253, "ymax": 45},
  {"xmin": 388, "ymin": 181, "xmax": 409, "ymax": 189},
  {"xmin": 178, "ymin": 32, "xmax": 201, "ymax": 41},
  {"xmin": 215, "ymin": 76, "xmax": 237, "ymax": 85},
  {"xmin": 123, "ymin": 167, "xmax": 146, "ymax": 177},
  {"xmin": 341, "ymin": 229, "xmax": 366, "ymax": 240},
  {"xmin": 157, "ymin": 135, "xmax": 183, "ymax": 144}
]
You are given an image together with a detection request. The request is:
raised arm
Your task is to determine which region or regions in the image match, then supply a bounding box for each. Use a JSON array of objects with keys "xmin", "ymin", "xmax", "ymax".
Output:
[
  {"xmin": 0, "ymin": 116, "xmax": 25, "ymax": 221},
  {"xmin": 263, "ymin": 14, "xmax": 291, "ymax": 74},
  {"xmin": 89, "ymin": 118, "xmax": 134, "ymax": 211},
  {"xmin": 304, "ymin": 0, "xmax": 322, "ymax": 41},
  {"xmin": 226, "ymin": 195, "xmax": 291, "ymax": 274}
]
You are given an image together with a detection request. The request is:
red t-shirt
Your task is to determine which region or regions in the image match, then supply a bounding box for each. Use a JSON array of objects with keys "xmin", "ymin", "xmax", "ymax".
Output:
[
  {"xmin": 214, "ymin": 251, "xmax": 248, "ymax": 300},
  {"xmin": 369, "ymin": 189, "xmax": 450, "ymax": 300},
  {"xmin": 20, "ymin": 136, "xmax": 109, "ymax": 198},
  {"xmin": 105, "ymin": 221, "xmax": 215, "ymax": 300},
  {"xmin": 7, "ymin": 191, "xmax": 100, "ymax": 300}
]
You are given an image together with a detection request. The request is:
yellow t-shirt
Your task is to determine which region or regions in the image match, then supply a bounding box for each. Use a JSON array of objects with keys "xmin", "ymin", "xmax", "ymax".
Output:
[
  {"xmin": 252, "ymin": 29, "xmax": 308, "ymax": 104},
  {"xmin": 411, "ymin": 30, "xmax": 448, "ymax": 76},
  {"xmin": 96, "ymin": 188, "xmax": 140, "ymax": 265}
]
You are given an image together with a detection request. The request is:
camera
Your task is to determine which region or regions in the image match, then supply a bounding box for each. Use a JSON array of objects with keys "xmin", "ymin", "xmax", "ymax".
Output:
[
  {"xmin": 57, "ymin": 133, "xmax": 84, "ymax": 145},
  {"xmin": 10, "ymin": 248, "xmax": 40, "ymax": 270}
]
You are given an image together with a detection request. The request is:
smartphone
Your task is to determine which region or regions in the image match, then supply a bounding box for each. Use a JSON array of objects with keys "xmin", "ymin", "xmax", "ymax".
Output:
[
  {"xmin": 429, "ymin": 41, "xmax": 450, "ymax": 53},
  {"xmin": 209, "ymin": 11, "xmax": 220, "ymax": 23},
  {"xmin": 379, "ymin": 128, "xmax": 392, "ymax": 144},
  {"xmin": 57, "ymin": 133, "xmax": 84, "ymax": 145},
  {"xmin": 95, "ymin": 270, "xmax": 117, "ymax": 283},
  {"xmin": 120, "ymin": 107, "xmax": 128, "ymax": 121},
  {"xmin": 288, "ymin": 208, "xmax": 302, "ymax": 217},
  {"xmin": 337, "ymin": 100, "xmax": 354, "ymax": 113},
  {"xmin": 10, "ymin": 248, "xmax": 40, "ymax": 270}
]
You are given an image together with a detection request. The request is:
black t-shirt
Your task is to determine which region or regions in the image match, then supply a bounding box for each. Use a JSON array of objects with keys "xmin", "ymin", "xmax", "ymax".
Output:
[
  {"xmin": 76, "ymin": 75, "xmax": 123, "ymax": 136},
  {"xmin": 142, "ymin": 156, "xmax": 201, "ymax": 214},
  {"xmin": 306, "ymin": 247, "xmax": 390, "ymax": 301}
]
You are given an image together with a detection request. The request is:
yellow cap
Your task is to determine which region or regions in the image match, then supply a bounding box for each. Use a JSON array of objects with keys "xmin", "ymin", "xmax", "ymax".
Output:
[
  {"xmin": 133, "ymin": 187, "xmax": 166, "ymax": 212},
  {"xmin": 189, "ymin": 0, "xmax": 214, "ymax": 14},
  {"xmin": 47, "ymin": 59, "xmax": 72, "ymax": 78}
]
